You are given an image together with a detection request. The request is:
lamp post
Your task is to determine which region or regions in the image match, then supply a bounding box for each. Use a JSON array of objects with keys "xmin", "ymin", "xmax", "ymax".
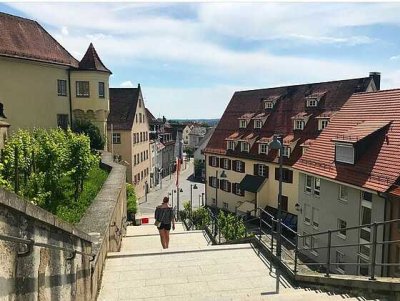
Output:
[
  {"xmin": 144, "ymin": 181, "xmax": 148, "ymax": 203},
  {"xmin": 168, "ymin": 189, "xmax": 176, "ymax": 208},
  {"xmin": 176, "ymin": 187, "xmax": 183, "ymax": 220},
  {"xmin": 190, "ymin": 184, "xmax": 198, "ymax": 218},
  {"xmin": 201, "ymin": 192, "xmax": 205, "ymax": 207},
  {"xmin": 198, "ymin": 194, "xmax": 201, "ymax": 208},
  {"xmin": 269, "ymin": 134, "xmax": 284, "ymax": 293},
  {"xmin": 215, "ymin": 170, "xmax": 227, "ymax": 209}
]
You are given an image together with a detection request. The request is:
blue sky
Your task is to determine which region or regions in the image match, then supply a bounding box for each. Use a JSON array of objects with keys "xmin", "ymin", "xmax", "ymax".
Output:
[{"xmin": 2, "ymin": 3, "xmax": 400, "ymax": 118}]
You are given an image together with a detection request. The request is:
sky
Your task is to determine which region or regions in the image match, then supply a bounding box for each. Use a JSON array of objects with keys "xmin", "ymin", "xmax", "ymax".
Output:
[{"xmin": 2, "ymin": 2, "xmax": 400, "ymax": 119}]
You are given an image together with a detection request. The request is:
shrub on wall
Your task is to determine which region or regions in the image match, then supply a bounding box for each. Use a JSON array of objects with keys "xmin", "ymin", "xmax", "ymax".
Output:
[
  {"xmin": 72, "ymin": 119, "xmax": 105, "ymax": 150},
  {"xmin": 126, "ymin": 183, "xmax": 137, "ymax": 215}
]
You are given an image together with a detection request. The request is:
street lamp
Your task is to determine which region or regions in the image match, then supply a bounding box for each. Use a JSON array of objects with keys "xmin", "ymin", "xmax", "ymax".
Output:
[
  {"xmin": 198, "ymin": 194, "xmax": 201, "ymax": 208},
  {"xmin": 190, "ymin": 184, "xmax": 198, "ymax": 218},
  {"xmin": 215, "ymin": 170, "xmax": 227, "ymax": 209},
  {"xmin": 168, "ymin": 189, "xmax": 176, "ymax": 208},
  {"xmin": 176, "ymin": 187, "xmax": 183, "ymax": 220},
  {"xmin": 269, "ymin": 134, "xmax": 283, "ymax": 294},
  {"xmin": 201, "ymin": 192, "xmax": 205, "ymax": 207}
]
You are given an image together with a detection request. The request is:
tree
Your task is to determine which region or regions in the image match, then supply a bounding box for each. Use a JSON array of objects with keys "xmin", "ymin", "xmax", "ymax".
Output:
[
  {"xmin": 194, "ymin": 159, "xmax": 205, "ymax": 179},
  {"xmin": 72, "ymin": 119, "xmax": 105, "ymax": 150}
]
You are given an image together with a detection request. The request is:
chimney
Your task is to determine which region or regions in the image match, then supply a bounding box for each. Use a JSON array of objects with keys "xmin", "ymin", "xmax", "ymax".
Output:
[{"xmin": 369, "ymin": 72, "xmax": 381, "ymax": 91}]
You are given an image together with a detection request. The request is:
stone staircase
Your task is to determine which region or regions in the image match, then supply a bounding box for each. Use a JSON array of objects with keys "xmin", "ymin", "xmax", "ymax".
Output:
[{"xmin": 97, "ymin": 222, "xmax": 375, "ymax": 301}]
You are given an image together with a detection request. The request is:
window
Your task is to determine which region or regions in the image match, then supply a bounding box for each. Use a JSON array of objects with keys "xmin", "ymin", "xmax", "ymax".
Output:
[
  {"xmin": 305, "ymin": 175, "xmax": 313, "ymax": 193},
  {"xmin": 234, "ymin": 183, "xmax": 244, "ymax": 196},
  {"xmin": 304, "ymin": 204, "xmax": 311, "ymax": 224},
  {"xmin": 112, "ymin": 133, "xmax": 121, "ymax": 144},
  {"xmin": 303, "ymin": 232, "xmax": 311, "ymax": 248},
  {"xmin": 134, "ymin": 155, "xmax": 137, "ymax": 165},
  {"xmin": 319, "ymin": 119, "xmax": 329, "ymax": 131},
  {"xmin": 338, "ymin": 219, "xmax": 347, "ymax": 238},
  {"xmin": 239, "ymin": 120, "xmax": 247, "ymax": 128},
  {"xmin": 314, "ymin": 178, "xmax": 321, "ymax": 196},
  {"xmin": 139, "ymin": 99, "xmax": 141, "ymax": 107},
  {"xmin": 259, "ymin": 143, "xmax": 268, "ymax": 154},
  {"xmin": 307, "ymin": 98, "xmax": 318, "ymax": 107},
  {"xmin": 210, "ymin": 156, "xmax": 218, "ymax": 167},
  {"xmin": 57, "ymin": 79, "xmax": 67, "ymax": 96},
  {"xmin": 359, "ymin": 256, "xmax": 369, "ymax": 276},
  {"xmin": 221, "ymin": 180, "xmax": 231, "ymax": 192},
  {"xmin": 222, "ymin": 158, "xmax": 230, "ymax": 170},
  {"xmin": 281, "ymin": 195, "xmax": 288, "ymax": 212},
  {"xmin": 335, "ymin": 143, "xmax": 354, "ymax": 164},
  {"xmin": 227, "ymin": 140, "xmax": 235, "ymax": 150},
  {"xmin": 241, "ymin": 142, "xmax": 250, "ymax": 152},
  {"xmin": 362, "ymin": 191, "xmax": 372, "ymax": 202},
  {"xmin": 254, "ymin": 120, "xmax": 262, "ymax": 129},
  {"xmin": 209, "ymin": 176, "xmax": 217, "ymax": 188},
  {"xmin": 295, "ymin": 120, "xmax": 305, "ymax": 130},
  {"xmin": 76, "ymin": 81, "xmax": 90, "ymax": 97},
  {"xmin": 339, "ymin": 185, "xmax": 348, "ymax": 201},
  {"xmin": 280, "ymin": 146, "xmax": 290, "ymax": 157},
  {"xmin": 223, "ymin": 202, "xmax": 228, "ymax": 209},
  {"xmin": 57, "ymin": 114, "xmax": 69, "ymax": 130},
  {"xmin": 235, "ymin": 160, "xmax": 244, "ymax": 172},
  {"xmin": 265, "ymin": 101, "xmax": 273, "ymax": 109},
  {"xmin": 98, "ymin": 82, "xmax": 105, "ymax": 98},
  {"xmin": 312, "ymin": 207, "xmax": 319, "ymax": 228},
  {"xmin": 336, "ymin": 251, "xmax": 345, "ymax": 273},
  {"xmin": 258, "ymin": 164, "xmax": 268, "ymax": 177},
  {"xmin": 275, "ymin": 168, "xmax": 293, "ymax": 183}
]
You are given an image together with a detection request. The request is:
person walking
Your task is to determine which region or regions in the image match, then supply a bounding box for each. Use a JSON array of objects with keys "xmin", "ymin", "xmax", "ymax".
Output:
[{"xmin": 154, "ymin": 197, "xmax": 175, "ymax": 249}]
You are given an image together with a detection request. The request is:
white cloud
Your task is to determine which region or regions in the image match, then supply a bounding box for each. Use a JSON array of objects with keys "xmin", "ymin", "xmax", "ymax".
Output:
[
  {"xmin": 120, "ymin": 81, "xmax": 134, "ymax": 88},
  {"xmin": 390, "ymin": 55, "xmax": 400, "ymax": 61},
  {"xmin": 61, "ymin": 26, "xmax": 69, "ymax": 36}
]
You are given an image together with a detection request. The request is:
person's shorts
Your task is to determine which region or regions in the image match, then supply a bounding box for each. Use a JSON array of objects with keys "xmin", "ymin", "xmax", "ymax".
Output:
[{"xmin": 158, "ymin": 223, "xmax": 171, "ymax": 231}]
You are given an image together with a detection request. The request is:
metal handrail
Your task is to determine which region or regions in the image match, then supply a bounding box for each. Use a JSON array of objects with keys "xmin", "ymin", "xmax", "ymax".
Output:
[{"xmin": 0, "ymin": 233, "xmax": 95, "ymax": 261}]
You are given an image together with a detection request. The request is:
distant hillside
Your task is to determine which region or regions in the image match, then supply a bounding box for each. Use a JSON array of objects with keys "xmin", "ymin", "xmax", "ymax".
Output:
[{"xmin": 169, "ymin": 119, "xmax": 219, "ymax": 127}]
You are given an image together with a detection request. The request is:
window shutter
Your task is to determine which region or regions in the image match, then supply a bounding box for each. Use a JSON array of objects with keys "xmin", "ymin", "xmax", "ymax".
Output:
[
  {"xmin": 232, "ymin": 183, "xmax": 236, "ymax": 194},
  {"xmin": 208, "ymin": 176, "xmax": 212, "ymax": 187},
  {"xmin": 219, "ymin": 158, "xmax": 224, "ymax": 168},
  {"xmin": 254, "ymin": 164, "xmax": 258, "ymax": 176},
  {"xmin": 266, "ymin": 166, "xmax": 269, "ymax": 178},
  {"xmin": 208, "ymin": 156, "xmax": 213, "ymax": 166},
  {"xmin": 275, "ymin": 168, "xmax": 279, "ymax": 180},
  {"xmin": 216, "ymin": 157, "xmax": 220, "ymax": 167},
  {"xmin": 241, "ymin": 162, "xmax": 246, "ymax": 173},
  {"xmin": 217, "ymin": 179, "xmax": 220, "ymax": 189},
  {"xmin": 232, "ymin": 160, "xmax": 237, "ymax": 171},
  {"xmin": 227, "ymin": 181, "xmax": 232, "ymax": 193},
  {"xmin": 228, "ymin": 159, "xmax": 231, "ymax": 170}
]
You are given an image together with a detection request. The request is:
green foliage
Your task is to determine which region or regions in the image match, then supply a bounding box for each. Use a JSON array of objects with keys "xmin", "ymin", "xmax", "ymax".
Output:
[
  {"xmin": 179, "ymin": 201, "xmax": 191, "ymax": 220},
  {"xmin": 72, "ymin": 119, "xmax": 105, "ymax": 150},
  {"xmin": 191, "ymin": 207, "xmax": 210, "ymax": 230},
  {"xmin": 194, "ymin": 159, "xmax": 204, "ymax": 178},
  {"xmin": 217, "ymin": 211, "xmax": 247, "ymax": 241},
  {"xmin": 56, "ymin": 164, "xmax": 108, "ymax": 224},
  {"xmin": 184, "ymin": 147, "xmax": 194, "ymax": 159},
  {"xmin": 126, "ymin": 183, "xmax": 137, "ymax": 214},
  {"xmin": 0, "ymin": 128, "xmax": 103, "ymax": 223}
]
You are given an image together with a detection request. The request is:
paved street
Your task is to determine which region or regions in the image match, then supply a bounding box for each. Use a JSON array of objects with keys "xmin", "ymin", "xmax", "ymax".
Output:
[{"xmin": 138, "ymin": 159, "xmax": 205, "ymax": 218}]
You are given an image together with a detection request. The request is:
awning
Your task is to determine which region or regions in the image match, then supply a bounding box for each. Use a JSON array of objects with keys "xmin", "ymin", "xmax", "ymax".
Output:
[{"xmin": 239, "ymin": 175, "xmax": 266, "ymax": 193}]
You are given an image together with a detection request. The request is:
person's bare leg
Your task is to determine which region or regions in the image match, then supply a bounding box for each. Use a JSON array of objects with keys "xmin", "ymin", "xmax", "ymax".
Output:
[
  {"xmin": 158, "ymin": 229, "xmax": 165, "ymax": 248},
  {"xmin": 165, "ymin": 230, "xmax": 170, "ymax": 248},
  {"xmin": 162, "ymin": 229, "xmax": 168, "ymax": 249}
]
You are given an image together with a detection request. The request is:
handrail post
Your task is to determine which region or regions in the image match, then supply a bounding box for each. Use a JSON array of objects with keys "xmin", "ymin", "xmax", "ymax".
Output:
[
  {"xmin": 325, "ymin": 230, "xmax": 332, "ymax": 277},
  {"xmin": 259, "ymin": 214, "xmax": 262, "ymax": 240},
  {"xmin": 294, "ymin": 234, "xmax": 299, "ymax": 275},
  {"xmin": 369, "ymin": 222, "xmax": 378, "ymax": 280},
  {"xmin": 271, "ymin": 219, "xmax": 274, "ymax": 254}
]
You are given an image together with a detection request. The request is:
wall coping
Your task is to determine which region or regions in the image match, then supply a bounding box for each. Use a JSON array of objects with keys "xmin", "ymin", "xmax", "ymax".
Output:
[
  {"xmin": 0, "ymin": 187, "xmax": 92, "ymax": 242},
  {"xmin": 77, "ymin": 151, "xmax": 126, "ymax": 256}
]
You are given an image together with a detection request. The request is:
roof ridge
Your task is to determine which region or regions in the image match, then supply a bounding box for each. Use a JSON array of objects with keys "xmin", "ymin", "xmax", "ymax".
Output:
[
  {"xmin": 353, "ymin": 88, "xmax": 400, "ymax": 95},
  {"xmin": 0, "ymin": 11, "xmax": 37, "ymax": 23},
  {"xmin": 235, "ymin": 76, "xmax": 371, "ymax": 94}
]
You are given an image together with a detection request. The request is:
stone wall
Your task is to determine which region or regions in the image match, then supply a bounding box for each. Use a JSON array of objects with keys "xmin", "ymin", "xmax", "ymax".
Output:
[
  {"xmin": 78, "ymin": 152, "xmax": 127, "ymax": 300},
  {"xmin": 0, "ymin": 152, "xmax": 127, "ymax": 301},
  {"xmin": 0, "ymin": 189, "xmax": 93, "ymax": 301}
]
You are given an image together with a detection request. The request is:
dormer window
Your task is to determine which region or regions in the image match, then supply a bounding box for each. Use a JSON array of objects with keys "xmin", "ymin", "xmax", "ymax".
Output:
[
  {"xmin": 227, "ymin": 140, "xmax": 235, "ymax": 150},
  {"xmin": 319, "ymin": 119, "xmax": 329, "ymax": 131},
  {"xmin": 307, "ymin": 98, "xmax": 318, "ymax": 107},
  {"xmin": 335, "ymin": 143, "xmax": 354, "ymax": 164},
  {"xmin": 280, "ymin": 146, "xmax": 290, "ymax": 158},
  {"xmin": 265, "ymin": 101, "xmax": 274, "ymax": 109},
  {"xmin": 241, "ymin": 142, "xmax": 250, "ymax": 152},
  {"xmin": 254, "ymin": 119, "xmax": 262, "ymax": 129},
  {"xmin": 239, "ymin": 119, "xmax": 247, "ymax": 128},
  {"xmin": 259, "ymin": 143, "xmax": 268, "ymax": 154},
  {"xmin": 295, "ymin": 120, "xmax": 305, "ymax": 130}
]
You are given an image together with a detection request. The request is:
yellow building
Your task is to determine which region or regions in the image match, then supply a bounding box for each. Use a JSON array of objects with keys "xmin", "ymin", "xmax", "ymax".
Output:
[
  {"xmin": 0, "ymin": 13, "xmax": 110, "ymax": 144},
  {"xmin": 204, "ymin": 74, "xmax": 379, "ymax": 227},
  {"xmin": 107, "ymin": 85, "xmax": 151, "ymax": 198}
]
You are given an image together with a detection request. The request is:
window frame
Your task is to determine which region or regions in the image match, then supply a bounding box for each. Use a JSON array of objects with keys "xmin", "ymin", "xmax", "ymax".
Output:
[
  {"xmin": 304, "ymin": 204, "xmax": 311, "ymax": 225},
  {"xmin": 335, "ymin": 143, "xmax": 355, "ymax": 164},
  {"xmin": 265, "ymin": 101, "xmax": 274, "ymax": 109},
  {"xmin": 57, "ymin": 114, "xmax": 69, "ymax": 130},
  {"xmin": 254, "ymin": 119, "xmax": 262, "ymax": 129},
  {"xmin": 336, "ymin": 251, "xmax": 345, "ymax": 273},
  {"xmin": 227, "ymin": 140, "xmax": 235, "ymax": 150},
  {"xmin": 312, "ymin": 207, "xmax": 319, "ymax": 229},
  {"xmin": 241, "ymin": 142, "xmax": 250, "ymax": 152},
  {"xmin": 98, "ymin": 82, "xmax": 105, "ymax": 98},
  {"xmin": 57, "ymin": 79, "xmax": 67, "ymax": 96},
  {"xmin": 294, "ymin": 120, "xmax": 305, "ymax": 130},
  {"xmin": 339, "ymin": 184, "xmax": 348, "ymax": 202},
  {"xmin": 76, "ymin": 81, "xmax": 90, "ymax": 97},
  {"xmin": 319, "ymin": 119, "xmax": 329, "ymax": 131},
  {"xmin": 239, "ymin": 119, "xmax": 247, "ymax": 128},
  {"xmin": 314, "ymin": 177, "xmax": 321, "ymax": 196},
  {"xmin": 337, "ymin": 218, "xmax": 347, "ymax": 239},
  {"xmin": 112, "ymin": 133, "xmax": 121, "ymax": 144},
  {"xmin": 305, "ymin": 175, "xmax": 313, "ymax": 193},
  {"xmin": 258, "ymin": 164, "xmax": 267, "ymax": 177},
  {"xmin": 307, "ymin": 98, "xmax": 318, "ymax": 107},
  {"xmin": 259, "ymin": 143, "xmax": 268, "ymax": 155}
]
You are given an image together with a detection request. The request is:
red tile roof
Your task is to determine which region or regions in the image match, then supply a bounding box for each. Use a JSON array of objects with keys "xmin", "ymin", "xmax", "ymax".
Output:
[
  {"xmin": 0, "ymin": 12, "xmax": 78, "ymax": 67},
  {"xmin": 294, "ymin": 89, "xmax": 400, "ymax": 192},
  {"xmin": 107, "ymin": 88, "xmax": 140, "ymax": 130},
  {"xmin": 205, "ymin": 76, "xmax": 374, "ymax": 164},
  {"xmin": 79, "ymin": 43, "xmax": 111, "ymax": 73},
  {"xmin": 332, "ymin": 120, "xmax": 391, "ymax": 143}
]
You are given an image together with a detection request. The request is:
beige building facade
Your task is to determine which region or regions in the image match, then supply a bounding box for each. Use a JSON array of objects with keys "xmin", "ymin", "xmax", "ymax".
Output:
[{"xmin": 107, "ymin": 86, "xmax": 151, "ymax": 198}]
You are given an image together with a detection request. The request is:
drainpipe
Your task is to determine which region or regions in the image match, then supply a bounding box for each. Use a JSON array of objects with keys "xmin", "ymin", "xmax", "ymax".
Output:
[{"xmin": 67, "ymin": 69, "xmax": 73, "ymax": 126}]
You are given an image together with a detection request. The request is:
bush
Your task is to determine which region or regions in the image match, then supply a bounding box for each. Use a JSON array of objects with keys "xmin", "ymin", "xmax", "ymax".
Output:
[
  {"xmin": 217, "ymin": 211, "xmax": 247, "ymax": 241},
  {"xmin": 72, "ymin": 119, "xmax": 105, "ymax": 150},
  {"xmin": 192, "ymin": 207, "xmax": 210, "ymax": 230},
  {"xmin": 126, "ymin": 183, "xmax": 137, "ymax": 214}
]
